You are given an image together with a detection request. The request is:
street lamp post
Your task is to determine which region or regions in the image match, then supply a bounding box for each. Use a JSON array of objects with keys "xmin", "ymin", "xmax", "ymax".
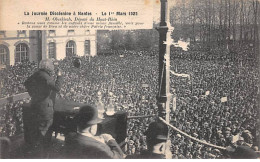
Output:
[{"xmin": 157, "ymin": 0, "xmax": 173, "ymax": 123}]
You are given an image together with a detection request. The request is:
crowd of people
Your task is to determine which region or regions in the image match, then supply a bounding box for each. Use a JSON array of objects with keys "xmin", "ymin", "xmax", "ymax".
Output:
[
  {"xmin": 0, "ymin": 62, "xmax": 36, "ymax": 137},
  {"xmin": 169, "ymin": 57, "xmax": 259, "ymax": 158},
  {"xmin": 0, "ymin": 100, "xmax": 26, "ymax": 137},
  {"xmin": 172, "ymin": 43, "xmax": 257, "ymax": 65},
  {"xmin": 0, "ymin": 44, "xmax": 259, "ymax": 158},
  {"xmin": 0, "ymin": 61, "xmax": 37, "ymax": 98},
  {"xmin": 98, "ymin": 49, "xmax": 158, "ymax": 57}
]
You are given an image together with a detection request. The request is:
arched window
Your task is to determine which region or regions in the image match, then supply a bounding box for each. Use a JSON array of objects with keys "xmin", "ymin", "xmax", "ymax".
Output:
[
  {"xmin": 66, "ymin": 40, "xmax": 76, "ymax": 57},
  {"xmin": 0, "ymin": 45, "xmax": 9, "ymax": 65},
  {"xmin": 15, "ymin": 43, "xmax": 29, "ymax": 63},
  {"xmin": 48, "ymin": 42, "xmax": 56, "ymax": 59}
]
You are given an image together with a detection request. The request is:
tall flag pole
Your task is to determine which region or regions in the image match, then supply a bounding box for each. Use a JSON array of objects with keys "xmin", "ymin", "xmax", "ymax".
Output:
[{"xmin": 157, "ymin": 0, "xmax": 173, "ymax": 123}]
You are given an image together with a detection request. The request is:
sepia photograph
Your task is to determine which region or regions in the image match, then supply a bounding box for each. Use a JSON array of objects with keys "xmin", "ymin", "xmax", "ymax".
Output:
[{"xmin": 0, "ymin": 0, "xmax": 259, "ymax": 159}]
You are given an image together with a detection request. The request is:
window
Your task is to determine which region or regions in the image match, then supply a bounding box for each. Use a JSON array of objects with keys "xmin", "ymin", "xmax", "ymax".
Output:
[
  {"xmin": 15, "ymin": 43, "xmax": 29, "ymax": 63},
  {"xmin": 0, "ymin": 31, "xmax": 6, "ymax": 37},
  {"xmin": 0, "ymin": 45, "xmax": 9, "ymax": 65},
  {"xmin": 48, "ymin": 42, "xmax": 56, "ymax": 59},
  {"xmin": 49, "ymin": 30, "xmax": 56, "ymax": 36},
  {"xmin": 85, "ymin": 30, "xmax": 90, "ymax": 35},
  {"xmin": 17, "ymin": 30, "xmax": 26, "ymax": 37},
  {"xmin": 84, "ymin": 40, "xmax": 90, "ymax": 55},
  {"xmin": 68, "ymin": 30, "xmax": 75, "ymax": 36},
  {"xmin": 66, "ymin": 40, "xmax": 76, "ymax": 57},
  {"xmin": 17, "ymin": 30, "xmax": 26, "ymax": 34}
]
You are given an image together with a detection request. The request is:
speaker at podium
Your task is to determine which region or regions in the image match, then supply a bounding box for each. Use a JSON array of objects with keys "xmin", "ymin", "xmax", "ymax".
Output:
[{"xmin": 22, "ymin": 99, "xmax": 127, "ymax": 145}]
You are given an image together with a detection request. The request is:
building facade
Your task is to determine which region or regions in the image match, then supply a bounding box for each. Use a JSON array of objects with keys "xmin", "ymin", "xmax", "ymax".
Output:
[{"xmin": 0, "ymin": 30, "xmax": 96, "ymax": 67}]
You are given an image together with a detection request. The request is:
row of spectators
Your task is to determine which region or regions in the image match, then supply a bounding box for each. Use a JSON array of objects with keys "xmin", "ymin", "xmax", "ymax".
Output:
[
  {"xmin": 0, "ymin": 45, "xmax": 259, "ymax": 158},
  {"xmin": 172, "ymin": 43, "xmax": 257, "ymax": 64}
]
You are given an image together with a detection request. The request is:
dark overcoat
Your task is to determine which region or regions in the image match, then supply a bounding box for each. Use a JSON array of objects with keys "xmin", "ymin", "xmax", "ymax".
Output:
[
  {"xmin": 24, "ymin": 69, "xmax": 63, "ymax": 120},
  {"xmin": 65, "ymin": 133, "xmax": 124, "ymax": 159}
]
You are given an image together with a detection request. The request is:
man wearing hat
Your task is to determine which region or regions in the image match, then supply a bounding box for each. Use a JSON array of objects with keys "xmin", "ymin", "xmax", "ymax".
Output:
[
  {"xmin": 126, "ymin": 121, "xmax": 172, "ymax": 159},
  {"xmin": 241, "ymin": 130, "xmax": 254, "ymax": 147},
  {"xmin": 64, "ymin": 105, "xmax": 124, "ymax": 159},
  {"xmin": 226, "ymin": 145, "xmax": 258, "ymax": 159}
]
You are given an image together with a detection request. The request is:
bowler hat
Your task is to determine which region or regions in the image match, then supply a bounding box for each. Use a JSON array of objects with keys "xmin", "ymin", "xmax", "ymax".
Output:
[
  {"xmin": 144, "ymin": 122, "xmax": 168, "ymax": 140},
  {"xmin": 231, "ymin": 146, "xmax": 257, "ymax": 159},
  {"xmin": 75, "ymin": 105, "xmax": 103, "ymax": 128}
]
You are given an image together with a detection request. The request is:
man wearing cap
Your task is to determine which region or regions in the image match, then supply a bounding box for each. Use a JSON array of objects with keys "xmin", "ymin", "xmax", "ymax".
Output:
[
  {"xmin": 64, "ymin": 105, "xmax": 124, "ymax": 159},
  {"xmin": 126, "ymin": 121, "xmax": 172, "ymax": 159}
]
